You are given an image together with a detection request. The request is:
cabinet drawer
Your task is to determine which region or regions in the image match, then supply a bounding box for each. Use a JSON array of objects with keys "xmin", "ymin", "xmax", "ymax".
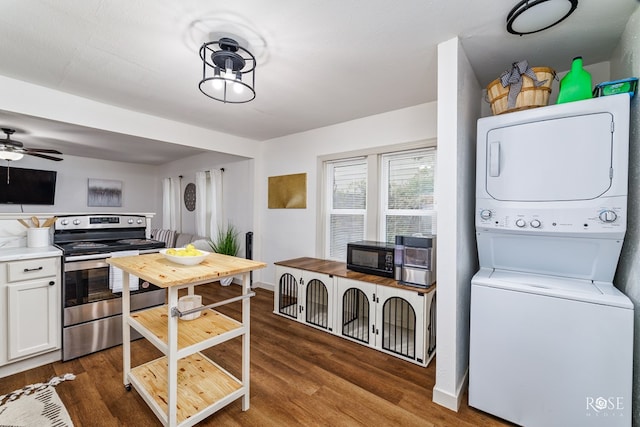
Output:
[{"xmin": 7, "ymin": 257, "xmax": 59, "ymax": 282}]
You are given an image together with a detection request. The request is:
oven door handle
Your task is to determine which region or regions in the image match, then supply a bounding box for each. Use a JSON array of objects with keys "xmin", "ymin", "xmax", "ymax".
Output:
[{"xmin": 64, "ymin": 259, "xmax": 110, "ymax": 272}]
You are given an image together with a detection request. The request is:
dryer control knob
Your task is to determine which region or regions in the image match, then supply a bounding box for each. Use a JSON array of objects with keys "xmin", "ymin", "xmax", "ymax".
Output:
[
  {"xmin": 479, "ymin": 209, "xmax": 492, "ymax": 220},
  {"xmin": 599, "ymin": 210, "xmax": 618, "ymax": 223},
  {"xmin": 515, "ymin": 219, "xmax": 526, "ymax": 228},
  {"xmin": 530, "ymin": 219, "xmax": 541, "ymax": 228}
]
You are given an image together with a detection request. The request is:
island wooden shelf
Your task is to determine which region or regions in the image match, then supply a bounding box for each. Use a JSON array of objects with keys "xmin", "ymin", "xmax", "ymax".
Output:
[
  {"xmin": 130, "ymin": 305, "xmax": 244, "ymax": 357},
  {"xmin": 129, "ymin": 352, "xmax": 242, "ymax": 426},
  {"xmin": 107, "ymin": 252, "xmax": 266, "ymax": 427}
]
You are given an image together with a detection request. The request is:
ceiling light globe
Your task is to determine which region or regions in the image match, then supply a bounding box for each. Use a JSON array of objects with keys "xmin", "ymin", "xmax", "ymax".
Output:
[
  {"xmin": 0, "ymin": 151, "xmax": 24, "ymax": 161},
  {"xmin": 211, "ymin": 79, "xmax": 223, "ymax": 90},
  {"xmin": 233, "ymin": 82, "xmax": 244, "ymax": 94}
]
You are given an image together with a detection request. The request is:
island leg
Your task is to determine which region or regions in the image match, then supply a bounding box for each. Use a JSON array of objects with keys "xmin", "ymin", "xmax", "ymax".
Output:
[
  {"xmin": 242, "ymin": 271, "xmax": 250, "ymax": 411},
  {"xmin": 167, "ymin": 286, "xmax": 179, "ymax": 426},
  {"xmin": 122, "ymin": 271, "xmax": 131, "ymax": 390}
]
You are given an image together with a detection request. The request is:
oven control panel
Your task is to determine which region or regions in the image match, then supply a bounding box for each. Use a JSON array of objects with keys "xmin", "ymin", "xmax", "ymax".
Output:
[{"xmin": 55, "ymin": 215, "xmax": 147, "ymax": 230}]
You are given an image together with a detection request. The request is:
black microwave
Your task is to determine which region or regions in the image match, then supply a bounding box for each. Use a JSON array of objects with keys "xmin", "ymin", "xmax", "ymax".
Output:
[{"xmin": 347, "ymin": 241, "xmax": 395, "ymax": 278}]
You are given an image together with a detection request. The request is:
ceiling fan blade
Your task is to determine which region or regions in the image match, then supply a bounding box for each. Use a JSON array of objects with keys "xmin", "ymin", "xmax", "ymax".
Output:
[
  {"xmin": 3, "ymin": 139, "xmax": 23, "ymax": 148},
  {"xmin": 24, "ymin": 148, "xmax": 63, "ymax": 155},
  {"xmin": 25, "ymin": 152, "xmax": 63, "ymax": 161}
]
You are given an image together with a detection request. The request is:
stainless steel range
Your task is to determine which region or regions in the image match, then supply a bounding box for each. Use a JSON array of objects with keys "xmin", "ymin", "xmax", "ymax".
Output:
[{"xmin": 54, "ymin": 214, "xmax": 166, "ymax": 361}]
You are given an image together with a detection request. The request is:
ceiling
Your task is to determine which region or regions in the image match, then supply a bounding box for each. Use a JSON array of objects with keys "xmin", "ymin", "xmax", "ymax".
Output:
[{"xmin": 0, "ymin": 0, "xmax": 637, "ymax": 164}]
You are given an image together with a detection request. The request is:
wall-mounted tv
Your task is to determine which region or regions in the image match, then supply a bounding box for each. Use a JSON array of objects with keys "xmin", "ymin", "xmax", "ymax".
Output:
[{"xmin": 0, "ymin": 166, "xmax": 57, "ymax": 205}]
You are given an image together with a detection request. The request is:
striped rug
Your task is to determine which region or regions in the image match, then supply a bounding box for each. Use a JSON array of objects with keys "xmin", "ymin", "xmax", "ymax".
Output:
[{"xmin": 0, "ymin": 373, "xmax": 75, "ymax": 427}]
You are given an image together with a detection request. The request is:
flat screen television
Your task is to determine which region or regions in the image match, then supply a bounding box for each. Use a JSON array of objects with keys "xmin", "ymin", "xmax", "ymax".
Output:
[{"xmin": 0, "ymin": 166, "xmax": 57, "ymax": 205}]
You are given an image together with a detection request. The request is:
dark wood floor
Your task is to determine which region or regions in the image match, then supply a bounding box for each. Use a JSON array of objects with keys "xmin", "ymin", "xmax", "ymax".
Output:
[{"xmin": 0, "ymin": 285, "xmax": 512, "ymax": 426}]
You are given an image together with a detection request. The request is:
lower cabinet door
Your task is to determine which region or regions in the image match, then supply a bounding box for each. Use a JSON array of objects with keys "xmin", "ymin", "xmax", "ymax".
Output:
[
  {"xmin": 275, "ymin": 266, "xmax": 301, "ymax": 319},
  {"xmin": 376, "ymin": 285, "xmax": 426, "ymax": 363},
  {"xmin": 7, "ymin": 278, "xmax": 58, "ymax": 360},
  {"xmin": 336, "ymin": 278, "xmax": 375, "ymax": 346},
  {"xmin": 301, "ymin": 271, "xmax": 334, "ymax": 332}
]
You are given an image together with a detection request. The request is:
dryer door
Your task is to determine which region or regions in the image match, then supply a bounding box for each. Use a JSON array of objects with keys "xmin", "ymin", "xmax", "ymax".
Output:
[{"xmin": 484, "ymin": 112, "xmax": 613, "ymax": 201}]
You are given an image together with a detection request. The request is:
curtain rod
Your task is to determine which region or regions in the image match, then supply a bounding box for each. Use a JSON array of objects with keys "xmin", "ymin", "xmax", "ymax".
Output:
[
  {"xmin": 203, "ymin": 168, "xmax": 224, "ymax": 175},
  {"xmin": 176, "ymin": 168, "xmax": 224, "ymax": 179}
]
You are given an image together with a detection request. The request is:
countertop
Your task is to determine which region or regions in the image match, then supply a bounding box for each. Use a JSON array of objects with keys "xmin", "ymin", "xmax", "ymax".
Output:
[
  {"xmin": 275, "ymin": 257, "xmax": 436, "ymax": 292},
  {"xmin": 108, "ymin": 252, "xmax": 266, "ymax": 288},
  {"xmin": 0, "ymin": 245, "xmax": 62, "ymax": 262}
]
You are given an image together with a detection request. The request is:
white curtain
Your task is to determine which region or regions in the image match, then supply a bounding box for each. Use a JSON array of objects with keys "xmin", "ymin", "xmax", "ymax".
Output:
[
  {"xmin": 193, "ymin": 169, "xmax": 223, "ymax": 239},
  {"xmin": 209, "ymin": 169, "xmax": 223, "ymax": 236},
  {"xmin": 195, "ymin": 171, "xmax": 207, "ymax": 237},
  {"xmin": 162, "ymin": 177, "xmax": 178, "ymax": 230}
]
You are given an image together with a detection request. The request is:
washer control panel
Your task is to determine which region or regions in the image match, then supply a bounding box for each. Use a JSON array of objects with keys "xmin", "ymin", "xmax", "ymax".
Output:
[{"xmin": 476, "ymin": 205, "xmax": 625, "ymax": 233}]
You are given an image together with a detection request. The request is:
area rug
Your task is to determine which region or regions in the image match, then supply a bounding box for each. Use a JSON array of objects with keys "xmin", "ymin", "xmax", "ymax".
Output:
[{"xmin": 0, "ymin": 373, "xmax": 75, "ymax": 427}]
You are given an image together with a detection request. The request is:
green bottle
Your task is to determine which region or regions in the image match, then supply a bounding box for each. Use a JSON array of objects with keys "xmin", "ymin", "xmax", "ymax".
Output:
[{"xmin": 557, "ymin": 56, "xmax": 593, "ymax": 104}]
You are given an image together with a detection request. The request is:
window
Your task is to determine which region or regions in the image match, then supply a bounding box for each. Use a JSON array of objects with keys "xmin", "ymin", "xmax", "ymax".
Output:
[
  {"xmin": 325, "ymin": 158, "xmax": 367, "ymax": 260},
  {"xmin": 323, "ymin": 146, "xmax": 436, "ymax": 261},
  {"xmin": 380, "ymin": 149, "xmax": 436, "ymax": 243}
]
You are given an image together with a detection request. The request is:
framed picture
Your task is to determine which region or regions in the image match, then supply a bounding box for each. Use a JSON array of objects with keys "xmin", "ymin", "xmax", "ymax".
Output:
[
  {"xmin": 88, "ymin": 179, "xmax": 122, "ymax": 207},
  {"xmin": 268, "ymin": 173, "xmax": 307, "ymax": 209}
]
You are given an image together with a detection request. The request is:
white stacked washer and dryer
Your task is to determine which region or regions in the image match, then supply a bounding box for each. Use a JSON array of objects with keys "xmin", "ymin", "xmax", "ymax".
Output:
[{"xmin": 468, "ymin": 94, "xmax": 633, "ymax": 427}]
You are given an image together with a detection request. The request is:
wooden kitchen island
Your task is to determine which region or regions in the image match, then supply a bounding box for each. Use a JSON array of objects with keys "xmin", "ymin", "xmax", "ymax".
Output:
[{"xmin": 107, "ymin": 252, "xmax": 266, "ymax": 427}]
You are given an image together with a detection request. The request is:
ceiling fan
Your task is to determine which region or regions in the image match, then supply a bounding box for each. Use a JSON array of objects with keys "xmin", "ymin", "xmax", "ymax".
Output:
[{"xmin": 0, "ymin": 127, "xmax": 63, "ymax": 162}]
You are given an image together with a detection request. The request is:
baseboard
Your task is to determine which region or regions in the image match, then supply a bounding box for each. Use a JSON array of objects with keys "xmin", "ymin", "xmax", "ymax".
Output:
[
  {"xmin": 0, "ymin": 350, "xmax": 62, "ymax": 379},
  {"xmin": 251, "ymin": 281, "xmax": 274, "ymax": 292},
  {"xmin": 230, "ymin": 279, "xmax": 274, "ymax": 292},
  {"xmin": 432, "ymin": 368, "xmax": 469, "ymax": 412}
]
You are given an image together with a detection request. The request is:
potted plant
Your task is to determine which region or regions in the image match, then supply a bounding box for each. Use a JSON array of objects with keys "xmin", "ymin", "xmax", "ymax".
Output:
[{"xmin": 210, "ymin": 223, "xmax": 240, "ymax": 285}]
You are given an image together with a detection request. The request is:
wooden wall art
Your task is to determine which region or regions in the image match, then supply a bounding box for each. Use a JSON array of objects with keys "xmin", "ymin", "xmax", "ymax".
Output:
[{"xmin": 268, "ymin": 173, "xmax": 307, "ymax": 209}]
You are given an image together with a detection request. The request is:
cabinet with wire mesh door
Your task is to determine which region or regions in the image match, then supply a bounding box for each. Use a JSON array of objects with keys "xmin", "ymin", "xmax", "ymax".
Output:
[
  {"xmin": 274, "ymin": 266, "xmax": 335, "ymax": 332},
  {"xmin": 336, "ymin": 277, "xmax": 436, "ymax": 367}
]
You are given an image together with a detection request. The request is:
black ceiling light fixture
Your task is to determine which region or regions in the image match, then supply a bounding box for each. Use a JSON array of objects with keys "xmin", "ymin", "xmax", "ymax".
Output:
[
  {"xmin": 507, "ymin": 0, "xmax": 579, "ymax": 36},
  {"xmin": 199, "ymin": 36, "xmax": 256, "ymax": 103}
]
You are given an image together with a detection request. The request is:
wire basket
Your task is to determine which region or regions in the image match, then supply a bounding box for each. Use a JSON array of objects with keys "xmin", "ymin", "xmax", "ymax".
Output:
[{"xmin": 486, "ymin": 67, "xmax": 556, "ymax": 115}]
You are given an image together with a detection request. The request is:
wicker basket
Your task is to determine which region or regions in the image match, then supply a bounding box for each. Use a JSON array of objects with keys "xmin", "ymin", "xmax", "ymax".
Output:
[{"xmin": 487, "ymin": 67, "xmax": 556, "ymax": 115}]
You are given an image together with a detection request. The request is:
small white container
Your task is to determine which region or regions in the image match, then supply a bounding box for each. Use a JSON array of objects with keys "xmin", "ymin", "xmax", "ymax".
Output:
[
  {"xmin": 27, "ymin": 227, "xmax": 51, "ymax": 248},
  {"xmin": 178, "ymin": 294, "xmax": 202, "ymax": 321}
]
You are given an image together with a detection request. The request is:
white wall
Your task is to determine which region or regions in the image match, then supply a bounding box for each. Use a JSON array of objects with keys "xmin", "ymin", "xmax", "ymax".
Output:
[
  {"xmin": 254, "ymin": 103, "xmax": 437, "ymax": 286},
  {"xmin": 432, "ymin": 37, "xmax": 481, "ymax": 411},
  {"xmin": 610, "ymin": 6, "xmax": 640, "ymax": 424},
  {"xmin": 0, "ymin": 76, "xmax": 261, "ymax": 252},
  {"xmin": 156, "ymin": 152, "xmax": 255, "ymax": 254},
  {"xmin": 0, "ymin": 153, "xmax": 157, "ymax": 216},
  {"xmin": 0, "ymin": 76, "xmax": 260, "ymax": 159}
]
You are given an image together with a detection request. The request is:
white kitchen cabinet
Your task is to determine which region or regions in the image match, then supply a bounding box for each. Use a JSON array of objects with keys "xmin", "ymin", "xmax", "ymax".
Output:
[
  {"xmin": 336, "ymin": 277, "xmax": 435, "ymax": 366},
  {"xmin": 274, "ymin": 266, "xmax": 334, "ymax": 332},
  {"xmin": 0, "ymin": 255, "xmax": 61, "ymax": 365}
]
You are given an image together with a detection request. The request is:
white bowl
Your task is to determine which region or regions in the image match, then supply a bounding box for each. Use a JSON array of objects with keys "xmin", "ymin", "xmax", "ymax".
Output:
[{"xmin": 159, "ymin": 248, "xmax": 210, "ymax": 266}]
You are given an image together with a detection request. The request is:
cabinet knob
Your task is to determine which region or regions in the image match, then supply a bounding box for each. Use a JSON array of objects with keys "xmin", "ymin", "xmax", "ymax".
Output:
[{"xmin": 49, "ymin": 281, "xmax": 55, "ymax": 286}]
